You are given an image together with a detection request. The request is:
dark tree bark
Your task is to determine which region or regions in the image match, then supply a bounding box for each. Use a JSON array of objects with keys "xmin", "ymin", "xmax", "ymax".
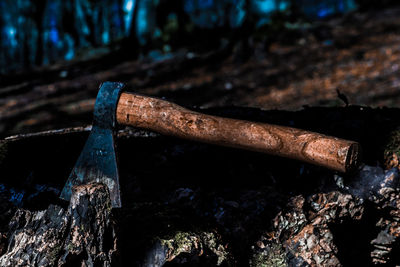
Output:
[{"xmin": 0, "ymin": 183, "xmax": 118, "ymax": 266}]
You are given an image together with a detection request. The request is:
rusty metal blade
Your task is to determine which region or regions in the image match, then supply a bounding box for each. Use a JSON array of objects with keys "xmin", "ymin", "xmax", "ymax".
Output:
[{"xmin": 60, "ymin": 82, "xmax": 124, "ymax": 207}]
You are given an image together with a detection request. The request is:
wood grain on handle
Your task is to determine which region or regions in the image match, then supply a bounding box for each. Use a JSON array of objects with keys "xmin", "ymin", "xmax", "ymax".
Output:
[{"xmin": 116, "ymin": 93, "xmax": 361, "ymax": 172}]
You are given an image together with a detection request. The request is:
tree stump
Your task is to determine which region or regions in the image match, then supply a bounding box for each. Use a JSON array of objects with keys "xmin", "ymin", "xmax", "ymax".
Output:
[{"xmin": 0, "ymin": 183, "xmax": 118, "ymax": 266}]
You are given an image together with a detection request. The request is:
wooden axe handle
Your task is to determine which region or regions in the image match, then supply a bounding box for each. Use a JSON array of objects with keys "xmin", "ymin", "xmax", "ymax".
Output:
[{"xmin": 116, "ymin": 92, "xmax": 361, "ymax": 172}]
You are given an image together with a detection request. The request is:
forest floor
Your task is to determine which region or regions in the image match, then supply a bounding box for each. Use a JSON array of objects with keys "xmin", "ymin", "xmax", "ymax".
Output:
[
  {"xmin": 1, "ymin": 7, "xmax": 400, "ymax": 137},
  {"xmin": 2, "ymin": 6, "xmax": 400, "ymax": 266}
]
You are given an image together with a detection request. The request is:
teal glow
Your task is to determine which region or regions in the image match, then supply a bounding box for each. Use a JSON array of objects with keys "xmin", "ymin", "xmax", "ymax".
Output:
[
  {"xmin": 278, "ymin": 1, "xmax": 288, "ymax": 11},
  {"xmin": 251, "ymin": 0, "xmax": 290, "ymax": 16},
  {"xmin": 136, "ymin": 0, "xmax": 153, "ymax": 45},
  {"xmin": 102, "ymin": 31, "xmax": 110, "ymax": 44},
  {"xmin": 253, "ymin": 0, "xmax": 276, "ymax": 14},
  {"xmin": 124, "ymin": 0, "xmax": 134, "ymax": 12},
  {"xmin": 8, "ymin": 27, "xmax": 16, "ymax": 37},
  {"xmin": 6, "ymin": 26, "xmax": 18, "ymax": 47},
  {"xmin": 123, "ymin": 0, "xmax": 136, "ymax": 34}
]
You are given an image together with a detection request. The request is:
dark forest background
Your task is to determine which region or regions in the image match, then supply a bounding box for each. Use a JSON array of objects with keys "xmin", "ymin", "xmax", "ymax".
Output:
[
  {"xmin": 1, "ymin": 0, "xmax": 393, "ymax": 74},
  {"xmin": 1, "ymin": 0, "xmax": 400, "ymax": 137}
]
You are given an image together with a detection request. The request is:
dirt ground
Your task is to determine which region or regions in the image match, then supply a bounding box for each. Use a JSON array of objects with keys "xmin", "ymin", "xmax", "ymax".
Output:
[{"xmin": 1, "ymin": 7, "xmax": 400, "ymax": 137}]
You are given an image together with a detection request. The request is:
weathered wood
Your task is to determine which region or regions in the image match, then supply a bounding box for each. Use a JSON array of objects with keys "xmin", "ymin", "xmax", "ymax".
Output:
[
  {"xmin": 117, "ymin": 92, "xmax": 361, "ymax": 172},
  {"xmin": 0, "ymin": 183, "xmax": 118, "ymax": 266}
]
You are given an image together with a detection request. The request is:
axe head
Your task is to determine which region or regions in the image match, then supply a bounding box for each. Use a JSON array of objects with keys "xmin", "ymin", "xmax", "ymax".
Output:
[{"xmin": 60, "ymin": 82, "xmax": 125, "ymax": 208}]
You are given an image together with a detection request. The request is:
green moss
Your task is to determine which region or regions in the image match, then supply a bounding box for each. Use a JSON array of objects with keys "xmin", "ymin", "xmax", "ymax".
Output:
[
  {"xmin": 250, "ymin": 243, "xmax": 287, "ymax": 267},
  {"xmin": 160, "ymin": 231, "xmax": 197, "ymax": 256},
  {"xmin": 201, "ymin": 232, "xmax": 228, "ymax": 266},
  {"xmin": 159, "ymin": 231, "xmax": 229, "ymax": 265},
  {"xmin": 67, "ymin": 242, "xmax": 75, "ymax": 252}
]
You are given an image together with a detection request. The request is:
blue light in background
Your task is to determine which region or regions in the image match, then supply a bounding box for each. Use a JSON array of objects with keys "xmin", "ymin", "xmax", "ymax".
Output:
[
  {"xmin": 0, "ymin": 0, "xmax": 361, "ymax": 74},
  {"xmin": 102, "ymin": 31, "xmax": 110, "ymax": 44},
  {"xmin": 65, "ymin": 51, "xmax": 74, "ymax": 60},
  {"xmin": 124, "ymin": 0, "xmax": 134, "ymax": 12},
  {"xmin": 278, "ymin": 0, "xmax": 289, "ymax": 10},
  {"xmin": 301, "ymin": 0, "xmax": 358, "ymax": 19},
  {"xmin": 112, "ymin": 3, "xmax": 122, "ymax": 28},
  {"xmin": 250, "ymin": 0, "xmax": 291, "ymax": 26},
  {"xmin": 253, "ymin": 0, "xmax": 276, "ymax": 15},
  {"xmin": 49, "ymin": 17, "xmax": 57, "ymax": 27},
  {"xmin": 343, "ymin": 0, "xmax": 357, "ymax": 12},
  {"xmin": 317, "ymin": 7, "xmax": 334, "ymax": 18},
  {"xmin": 135, "ymin": 0, "xmax": 155, "ymax": 45},
  {"xmin": 64, "ymin": 34, "xmax": 75, "ymax": 60},
  {"xmin": 49, "ymin": 27, "xmax": 59, "ymax": 43},
  {"xmin": 8, "ymin": 27, "xmax": 16, "ymax": 37},
  {"xmin": 338, "ymin": 0, "xmax": 344, "ymax": 12},
  {"xmin": 230, "ymin": 0, "xmax": 246, "ymax": 28},
  {"xmin": 123, "ymin": 0, "xmax": 136, "ymax": 35},
  {"xmin": 6, "ymin": 26, "xmax": 18, "ymax": 47},
  {"xmin": 198, "ymin": 0, "xmax": 214, "ymax": 9},
  {"xmin": 184, "ymin": 0, "xmax": 214, "ymax": 13}
]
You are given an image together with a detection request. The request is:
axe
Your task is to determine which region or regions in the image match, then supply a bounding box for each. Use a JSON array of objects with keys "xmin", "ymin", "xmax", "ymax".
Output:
[{"xmin": 60, "ymin": 82, "xmax": 361, "ymax": 208}]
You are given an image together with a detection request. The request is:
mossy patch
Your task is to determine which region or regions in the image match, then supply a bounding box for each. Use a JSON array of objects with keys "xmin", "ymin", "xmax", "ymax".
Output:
[
  {"xmin": 250, "ymin": 243, "xmax": 287, "ymax": 267},
  {"xmin": 161, "ymin": 231, "xmax": 200, "ymax": 258},
  {"xmin": 159, "ymin": 231, "xmax": 229, "ymax": 265}
]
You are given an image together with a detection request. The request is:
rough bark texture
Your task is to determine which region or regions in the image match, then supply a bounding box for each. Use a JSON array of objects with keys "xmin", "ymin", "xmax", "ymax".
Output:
[
  {"xmin": 250, "ymin": 166, "xmax": 400, "ymax": 266},
  {"xmin": 0, "ymin": 183, "xmax": 118, "ymax": 267}
]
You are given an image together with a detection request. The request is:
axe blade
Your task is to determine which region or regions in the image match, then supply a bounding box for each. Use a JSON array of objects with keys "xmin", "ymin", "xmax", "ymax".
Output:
[{"xmin": 60, "ymin": 82, "xmax": 124, "ymax": 208}]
